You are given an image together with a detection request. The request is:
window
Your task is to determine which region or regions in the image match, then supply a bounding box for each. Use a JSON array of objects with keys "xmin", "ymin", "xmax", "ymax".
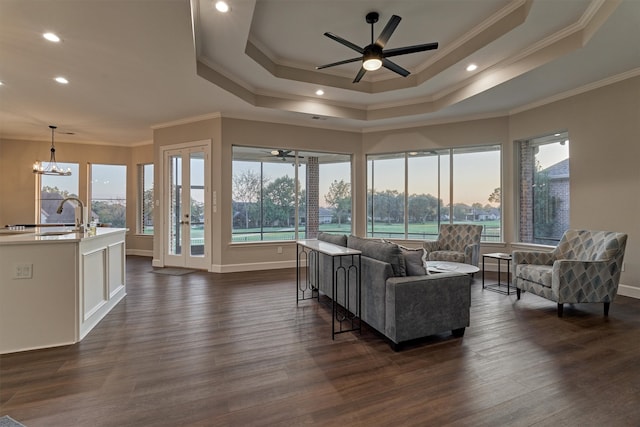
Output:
[
  {"xmin": 37, "ymin": 162, "xmax": 80, "ymax": 223},
  {"xmin": 90, "ymin": 164, "xmax": 127, "ymax": 228},
  {"xmin": 232, "ymin": 146, "xmax": 351, "ymax": 242},
  {"xmin": 518, "ymin": 132, "xmax": 570, "ymax": 244},
  {"xmin": 367, "ymin": 144, "xmax": 501, "ymax": 241},
  {"xmin": 138, "ymin": 163, "xmax": 154, "ymax": 235}
]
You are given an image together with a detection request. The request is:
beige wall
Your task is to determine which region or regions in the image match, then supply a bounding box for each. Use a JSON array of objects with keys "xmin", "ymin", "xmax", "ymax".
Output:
[
  {"xmin": 509, "ymin": 75, "xmax": 640, "ymax": 295},
  {"xmin": 360, "ymin": 117, "xmax": 511, "ymax": 239},
  {"xmin": 218, "ymin": 118, "xmax": 362, "ymax": 270},
  {"xmin": 152, "ymin": 117, "xmax": 221, "ymax": 266},
  {"xmin": 0, "ymin": 138, "xmax": 153, "ymax": 254},
  {"xmin": 2, "ymin": 75, "xmax": 638, "ymax": 294}
]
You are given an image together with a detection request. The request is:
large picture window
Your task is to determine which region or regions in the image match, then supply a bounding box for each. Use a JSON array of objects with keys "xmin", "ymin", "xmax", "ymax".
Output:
[
  {"xmin": 518, "ymin": 132, "xmax": 570, "ymax": 244},
  {"xmin": 37, "ymin": 162, "xmax": 80, "ymax": 223},
  {"xmin": 367, "ymin": 145, "xmax": 501, "ymax": 241},
  {"xmin": 232, "ymin": 146, "xmax": 351, "ymax": 242},
  {"xmin": 90, "ymin": 164, "xmax": 127, "ymax": 228}
]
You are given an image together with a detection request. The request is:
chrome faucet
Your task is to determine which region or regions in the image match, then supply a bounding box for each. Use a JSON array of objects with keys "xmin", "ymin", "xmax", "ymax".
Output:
[{"xmin": 57, "ymin": 197, "xmax": 85, "ymax": 231}]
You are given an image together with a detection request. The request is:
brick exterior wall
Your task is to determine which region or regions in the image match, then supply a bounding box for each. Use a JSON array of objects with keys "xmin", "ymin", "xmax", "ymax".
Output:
[
  {"xmin": 519, "ymin": 141, "xmax": 570, "ymax": 244},
  {"xmin": 519, "ymin": 141, "xmax": 535, "ymax": 242},
  {"xmin": 306, "ymin": 157, "xmax": 319, "ymax": 238}
]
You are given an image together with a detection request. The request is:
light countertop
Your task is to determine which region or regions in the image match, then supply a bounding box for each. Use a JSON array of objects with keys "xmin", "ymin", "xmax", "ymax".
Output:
[{"xmin": 0, "ymin": 227, "xmax": 127, "ymax": 245}]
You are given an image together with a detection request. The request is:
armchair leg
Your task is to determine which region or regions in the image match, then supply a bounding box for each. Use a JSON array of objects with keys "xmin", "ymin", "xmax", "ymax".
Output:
[
  {"xmin": 516, "ymin": 288, "xmax": 521, "ymax": 300},
  {"xmin": 604, "ymin": 302, "xmax": 610, "ymax": 317},
  {"xmin": 557, "ymin": 303, "xmax": 563, "ymax": 317}
]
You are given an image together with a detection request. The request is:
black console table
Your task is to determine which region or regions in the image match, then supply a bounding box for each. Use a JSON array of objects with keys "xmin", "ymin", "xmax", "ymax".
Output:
[
  {"xmin": 482, "ymin": 252, "xmax": 513, "ymax": 295},
  {"xmin": 296, "ymin": 239, "xmax": 361, "ymax": 339}
]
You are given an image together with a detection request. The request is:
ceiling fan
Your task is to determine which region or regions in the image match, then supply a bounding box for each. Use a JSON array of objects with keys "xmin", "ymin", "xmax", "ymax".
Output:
[
  {"xmin": 316, "ymin": 12, "xmax": 438, "ymax": 83},
  {"xmin": 270, "ymin": 149, "xmax": 304, "ymax": 161}
]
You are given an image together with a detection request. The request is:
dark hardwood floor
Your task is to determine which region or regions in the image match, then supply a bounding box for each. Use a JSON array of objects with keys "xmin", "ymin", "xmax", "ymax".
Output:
[{"xmin": 1, "ymin": 256, "xmax": 639, "ymax": 426}]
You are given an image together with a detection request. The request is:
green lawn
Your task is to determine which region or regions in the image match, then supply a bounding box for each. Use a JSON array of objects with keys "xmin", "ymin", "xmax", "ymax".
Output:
[{"xmin": 230, "ymin": 221, "xmax": 501, "ymax": 242}]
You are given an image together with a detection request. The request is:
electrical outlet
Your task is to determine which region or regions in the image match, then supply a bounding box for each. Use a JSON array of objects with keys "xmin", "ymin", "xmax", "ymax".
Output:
[
  {"xmin": 13, "ymin": 263, "xmax": 33, "ymax": 279},
  {"xmin": 277, "ymin": 246, "xmax": 283, "ymax": 254},
  {"xmin": 622, "ymin": 262, "xmax": 625, "ymax": 272}
]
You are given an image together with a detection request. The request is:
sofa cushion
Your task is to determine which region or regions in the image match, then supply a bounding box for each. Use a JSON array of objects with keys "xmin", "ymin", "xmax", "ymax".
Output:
[
  {"xmin": 399, "ymin": 246, "xmax": 428, "ymax": 276},
  {"xmin": 317, "ymin": 232, "xmax": 347, "ymax": 247},
  {"xmin": 347, "ymin": 235, "xmax": 406, "ymax": 277}
]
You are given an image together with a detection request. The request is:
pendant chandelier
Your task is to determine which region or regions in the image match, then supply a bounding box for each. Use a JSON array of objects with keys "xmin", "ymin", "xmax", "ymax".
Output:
[{"xmin": 33, "ymin": 125, "xmax": 72, "ymax": 176}]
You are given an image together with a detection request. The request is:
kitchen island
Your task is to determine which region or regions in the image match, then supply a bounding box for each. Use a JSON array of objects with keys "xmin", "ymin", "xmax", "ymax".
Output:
[{"xmin": 0, "ymin": 227, "xmax": 126, "ymax": 354}]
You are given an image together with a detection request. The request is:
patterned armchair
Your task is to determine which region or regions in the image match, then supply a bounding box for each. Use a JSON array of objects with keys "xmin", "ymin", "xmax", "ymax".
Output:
[
  {"xmin": 513, "ymin": 229, "xmax": 627, "ymax": 317},
  {"xmin": 423, "ymin": 224, "xmax": 483, "ymax": 266}
]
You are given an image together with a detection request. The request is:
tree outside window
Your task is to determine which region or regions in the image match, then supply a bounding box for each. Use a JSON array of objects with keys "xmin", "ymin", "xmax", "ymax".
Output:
[
  {"xmin": 231, "ymin": 146, "xmax": 351, "ymax": 242},
  {"xmin": 37, "ymin": 162, "xmax": 79, "ymax": 223},
  {"xmin": 367, "ymin": 146, "xmax": 501, "ymax": 241},
  {"xmin": 90, "ymin": 164, "xmax": 127, "ymax": 228}
]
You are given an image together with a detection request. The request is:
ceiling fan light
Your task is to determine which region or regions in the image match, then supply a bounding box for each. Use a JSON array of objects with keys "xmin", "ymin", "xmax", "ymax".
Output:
[
  {"xmin": 363, "ymin": 57, "xmax": 382, "ymax": 71},
  {"xmin": 270, "ymin": 150, "xmax": 280, "ymax": 155},
  {"xmin": 215, "ymin": 1, "xmax": 230, "ymax": 13}
]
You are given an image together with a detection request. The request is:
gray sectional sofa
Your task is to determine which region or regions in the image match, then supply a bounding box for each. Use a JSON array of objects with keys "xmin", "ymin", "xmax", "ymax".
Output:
[{"xmin": 315, "ymin": 233, "xmax": 472, "ymax": 350}]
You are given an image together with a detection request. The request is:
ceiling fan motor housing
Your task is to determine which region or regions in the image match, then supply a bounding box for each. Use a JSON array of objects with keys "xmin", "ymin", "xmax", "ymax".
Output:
[{"xmin": 366, "ymin": 12, "xmax": 379, "ymax": 24}]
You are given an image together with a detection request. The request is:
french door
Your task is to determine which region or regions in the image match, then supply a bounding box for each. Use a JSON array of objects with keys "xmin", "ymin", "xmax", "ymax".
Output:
[{"xmin": 163, "ymin": 145, "xmax": 210, "ymax": 270}]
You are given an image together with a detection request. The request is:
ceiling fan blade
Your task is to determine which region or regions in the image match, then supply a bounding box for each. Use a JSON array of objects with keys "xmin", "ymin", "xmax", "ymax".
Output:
[
  {"xmin": 353, "ymin": 67, "xmax": 367, "ymax": 83},
  {"xmin": 316, "ymin": 57, "xmax": 362, "ymax": 70},
  {"xmin": 383, "ymin": 42, "xmax": 439, "ymax": 58},
  {"xmin": 382, "ymin": 59, "xmax": 410, "ymax": 77},
  {"xmin": 324, "ymin": 32, "xmax": 364, "ymax": 54},
  {"xmin": 375, "ymin": 15, "xmax": 401, "ymax": 48}
]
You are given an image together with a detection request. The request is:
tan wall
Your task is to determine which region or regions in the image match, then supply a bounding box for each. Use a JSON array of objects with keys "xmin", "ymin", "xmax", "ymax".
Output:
[
  {"xmin": 152, "ymin": 117, "xmax": 222, "ymax": 265},
  {"xmin": 360, "ymin": 117, "xmax": 511, "ymax": 238},
  {"xmin": 0, "ymin": 138, "xmax": 153, "ymax": 253},
  {"xmin": 509, "ymin": 75, "xmax": 640, "ymax": 292},
  {"xmin": 218, "ymin": 118, "xmax": 361, "ymax": 269},
  {"xmin": 2, "ymin": 76, "xmax": 639, "ymax": 293}
]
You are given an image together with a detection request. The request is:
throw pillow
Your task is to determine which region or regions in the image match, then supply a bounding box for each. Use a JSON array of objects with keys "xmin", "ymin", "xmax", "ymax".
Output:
[
  {"xmin": 347, "ymin": 235, "xmax": 407, "ymax": 277},
  {"xmin": 398, "ymin": 245, "xmax": 428, "ymax": 276}
]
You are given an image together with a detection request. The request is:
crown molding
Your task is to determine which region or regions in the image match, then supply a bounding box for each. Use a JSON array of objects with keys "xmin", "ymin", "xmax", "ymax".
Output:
[
  {"xmin": 151, "ymin": 112, "xmax": 222, "ymax": 130},
  {"xmin": 510, "ymin": 67, "xmax": 640, "ymax": 115}
]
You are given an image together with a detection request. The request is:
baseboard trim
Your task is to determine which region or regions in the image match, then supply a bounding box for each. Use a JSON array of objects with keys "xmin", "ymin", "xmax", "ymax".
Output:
[
  {"xmin": 211, "ymin": 259, "xmax": 300, "ymax": 273},
  {"xmin": 126, "ymin": 249, "xmax": 152, "ymax": 257},
  {"xmin": 152, "ymin": 258, "xmax": 163, "ymax": 267},
  {"xmin": 618, "ymin": 284, "xmax": 640, "ymax": 299}
]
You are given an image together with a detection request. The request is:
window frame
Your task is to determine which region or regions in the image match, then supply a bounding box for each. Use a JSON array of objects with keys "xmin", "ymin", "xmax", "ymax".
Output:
[
  {"xmin": 137, "ymin": 163, "xmax": 154, "ymax": 235},
  {"xmin": 516, "ymin": 131, "xmax": 570, "ymax": 245},
  {"xmin": 231, "ymin": 145, "xmax": 353, "ymax": 243},
  {"xmin": 88, "ymin": 163, "xmax": 127, "ymax": 228},
  {"xmin": 367, "ymin": 144, "xmax": 502, "ymax": 242},
  {"xmin": 35, "ymin": 161, "xmax": 80, "ymax": 224}
]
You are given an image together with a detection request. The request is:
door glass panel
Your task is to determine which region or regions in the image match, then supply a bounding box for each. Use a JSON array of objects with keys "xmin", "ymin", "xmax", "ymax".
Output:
[
  {"xmin": 168, "ymin": 154, "xmax": 182, "ymax": 256},
  {"xmin": 190, "ymin": 152, "xmax": 205, "ymax": 257}
]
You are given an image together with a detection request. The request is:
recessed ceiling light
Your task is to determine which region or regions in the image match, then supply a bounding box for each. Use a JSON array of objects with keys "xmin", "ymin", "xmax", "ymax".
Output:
[
  {"xmin": 54, "ymin": 76, "xmax": 69, "ymax": 84},
  {"xmin": 0, "ymin": 81, "xmax": 4, "ymax": 86},
  {"xmin": 215, "ymin": 1, "xmax": 230, "ymax": 12},
  {"xmin": 43, "ymin": 32, "xmax": 60, "ymax": 42},
  {"xmin": 466, "ymin": 64, "xmax": 478, "ymax": 72},
  {"xmin": 315, "ymin": 89, "xmax": 324, "ymax": 96}
]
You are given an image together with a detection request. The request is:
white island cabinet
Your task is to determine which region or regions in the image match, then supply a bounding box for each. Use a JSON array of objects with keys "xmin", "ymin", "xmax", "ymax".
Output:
[{"xmin": 0, "ymin": 227, "xmax": 127, "ymax": 354}]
